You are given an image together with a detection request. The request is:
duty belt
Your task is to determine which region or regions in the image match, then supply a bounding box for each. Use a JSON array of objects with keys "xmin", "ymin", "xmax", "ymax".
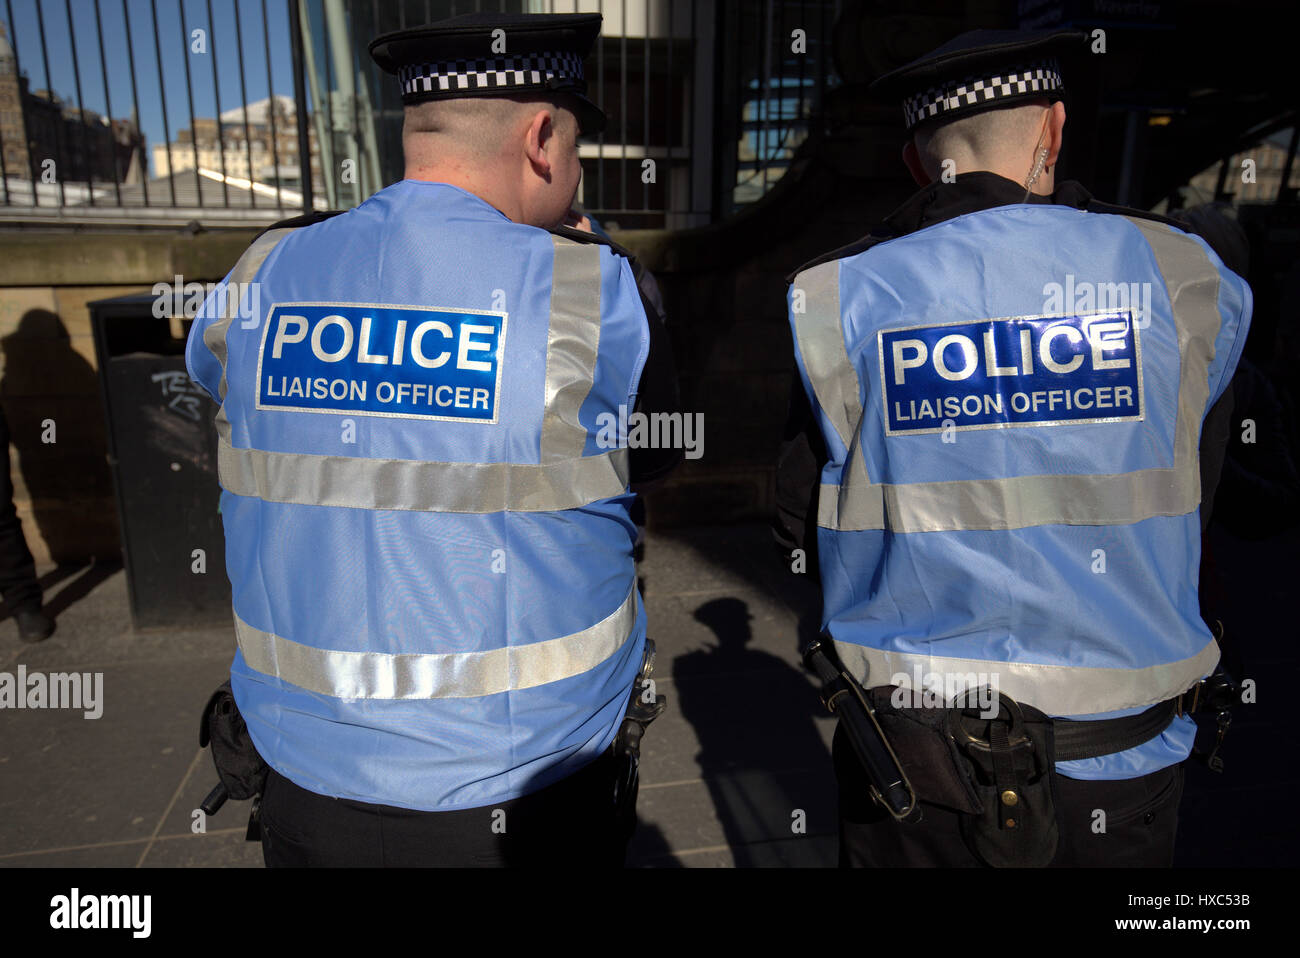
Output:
[{"xmin": 1050, "ymin": 697, "xmax": 1180, "ymax": 761}]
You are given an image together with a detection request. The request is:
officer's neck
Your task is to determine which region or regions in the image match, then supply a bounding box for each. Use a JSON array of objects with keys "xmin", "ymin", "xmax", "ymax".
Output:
[{"xmin": 404, "ymin": 163, "xmax": 525, "ymax": 224}]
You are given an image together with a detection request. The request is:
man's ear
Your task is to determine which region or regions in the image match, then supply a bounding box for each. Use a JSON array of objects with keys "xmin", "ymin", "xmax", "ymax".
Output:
[
  {"xmin": 1045, "ymin": 100, "xmax": 1066, "ymax": 170},
  {"xmin": 902, "ymin": 140, "xmax": 930, "ymax": 187},
  {"xmin": 524, "ymin": 107, "xmax": 554, "ymax": 178}
]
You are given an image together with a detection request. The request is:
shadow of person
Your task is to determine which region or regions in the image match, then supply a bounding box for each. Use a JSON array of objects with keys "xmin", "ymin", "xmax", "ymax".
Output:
[
  {"xmin": 0, "ymin": 309, "xmax": 114, "ymax": 570},
  {"xmin": 673, "ymin": 597, "xmax": 835, "ymax": 866}
]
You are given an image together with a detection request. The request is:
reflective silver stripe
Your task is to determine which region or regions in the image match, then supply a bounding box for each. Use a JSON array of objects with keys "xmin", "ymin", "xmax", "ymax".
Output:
[
  {"xmin": 207, "ymin": 227, "xmax": 295, "ymax": 402},
  {"xmin": 824, "ymin": 464, "xmax": 1199, "ymax": 533},
  {"xmin": 1123, "ymin": 216, "xmax": 1222, "ymax": 495},
  {"xmin": 819, "ymin": 220, "xmax": 1223, "ymax": 533},
  {"xmin": 791, "ymin": 261, "xmax": 864, "ymax": 452},
  {"xmin": 542, "ymin": 235, "xmax": 602, "ymax": 461},
  {"xmin": 236, "ymin": 586, "xmax": 639, "ymax": 700},
  {"xmin": 218, "ymin": 436, "xmax": 630, "ymax": 513},
  {"xmin": 834, "ymin": 637, "xmax": 1220, "ymax": 716}
]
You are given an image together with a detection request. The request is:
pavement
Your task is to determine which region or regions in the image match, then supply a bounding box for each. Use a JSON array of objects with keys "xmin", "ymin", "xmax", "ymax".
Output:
[{"xmin": 0, "ymin": 519, "xmax": 1294, "ymax": 868}]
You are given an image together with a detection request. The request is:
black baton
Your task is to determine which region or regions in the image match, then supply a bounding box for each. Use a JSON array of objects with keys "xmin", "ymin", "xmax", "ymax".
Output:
[{"xmin": 805, "ymin": 637, "xmax": 920, "ymax": 823}]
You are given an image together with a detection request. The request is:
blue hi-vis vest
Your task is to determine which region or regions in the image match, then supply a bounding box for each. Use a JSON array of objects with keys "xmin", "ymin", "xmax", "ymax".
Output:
[
  {"xmin": 186, "ymin": 180, "xmax": 649, "ymax": 810},
  {"xmin": 788, "ymin": 204, "xmax": 1251, "ymax": 780}
]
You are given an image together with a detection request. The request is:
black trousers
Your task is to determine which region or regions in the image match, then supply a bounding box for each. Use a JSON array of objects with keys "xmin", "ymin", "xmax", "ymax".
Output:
[
  {"xmin": 834, "ymin": 722, "xmax": 1186, "ymax": 867},
  {"xmin": 259, "ymin": 747, "xmax": 627, "ymax": 867},
  {"xmin": 0, "ymin": 406, "xmax": 41, "ymax": 615}
]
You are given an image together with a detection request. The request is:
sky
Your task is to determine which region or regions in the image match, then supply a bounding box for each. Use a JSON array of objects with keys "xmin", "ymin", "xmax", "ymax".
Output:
[{"xmin": 2, "ymin": 0, "xmax": 305, "ymax": 175}]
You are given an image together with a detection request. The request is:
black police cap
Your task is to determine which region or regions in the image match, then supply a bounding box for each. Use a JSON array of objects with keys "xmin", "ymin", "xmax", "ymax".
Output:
[
  {"xmin": 369, "ymin": 12, "xmax": 606, "ymax": 134},
  {"xmin": 871, "ymin": 28, "xmax": 1086, "ymax": 132}
]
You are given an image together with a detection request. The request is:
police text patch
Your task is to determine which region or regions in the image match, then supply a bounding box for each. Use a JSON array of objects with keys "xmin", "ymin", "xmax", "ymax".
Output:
[
  {"xmin": 255, "ymin": 303, "xmax": 507, "ymax": 423},
  {"xmin": 878, "ymin": 311, "xmax": 1143, "ymax": 436}
]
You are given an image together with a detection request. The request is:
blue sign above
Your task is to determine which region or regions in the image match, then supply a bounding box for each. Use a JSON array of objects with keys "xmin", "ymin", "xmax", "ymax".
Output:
[
  {"xmin": 877, "ymin": 311, "xmax": 1143, "ymax": 436},
  {"xmin": 255, "ymin": 302, "xmax": 507, "ymax": 423}
]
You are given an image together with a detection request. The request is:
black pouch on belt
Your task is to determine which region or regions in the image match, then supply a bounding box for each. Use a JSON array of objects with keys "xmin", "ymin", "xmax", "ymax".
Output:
[
  {"xmin": 866, "ymin": 687, "xmax": 983, "ymax": 816},
  {"xmin": 198, "ymin": 680, "xmax": 269, "ymax": 801},
  {"xmin": 951, "ymin": 692, "xmax": 1059, "ymax": 868}
]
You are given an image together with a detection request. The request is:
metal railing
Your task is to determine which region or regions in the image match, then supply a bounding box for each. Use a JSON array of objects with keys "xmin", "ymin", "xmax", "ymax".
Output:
[
  {"xmin": 1, "ymin": 0, "xmax": 319, "ymax": 222},
  {"xmin": 0, "ymin": 0, "xmax": 838, "ymax": 227}
]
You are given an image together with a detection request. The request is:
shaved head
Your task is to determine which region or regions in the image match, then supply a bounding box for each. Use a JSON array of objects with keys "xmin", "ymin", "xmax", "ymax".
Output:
[
  {"xmin": 912, "ymin": 100, "xmax": 1051, "ymax": 182},
  {"xmin": 403, "ymin": 95, "xmax": 576, "ymax": 165},
  {"xmin": 401, "ymin": 93, "xmax": 584, "ymax": 229},
  {"xmin": 902, "ymin": 97, "xmax": 1066, "ymax": 196}
]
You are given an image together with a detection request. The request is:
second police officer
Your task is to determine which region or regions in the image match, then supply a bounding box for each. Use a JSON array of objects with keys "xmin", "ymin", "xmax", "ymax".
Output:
[
  {"xmin": 781, "ymin": 29, "xmax": 1251, "ymax": 867},
  {"xmin": 187, "ymin": 11, "xmax": 679, "ymax": 867}
]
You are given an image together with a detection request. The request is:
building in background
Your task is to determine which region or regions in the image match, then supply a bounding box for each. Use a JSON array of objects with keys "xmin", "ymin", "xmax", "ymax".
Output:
[
  {"xmin": 151, "ymin": 95, "xmax": 322, "ymax": 193},
  {"xmin": 1, "ymin": 22, "xmax": 145, "ymax": 194}
]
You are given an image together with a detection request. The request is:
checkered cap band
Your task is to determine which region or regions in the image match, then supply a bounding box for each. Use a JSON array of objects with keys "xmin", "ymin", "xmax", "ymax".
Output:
[
  {"xmin": 902, "ymin": 59, "xmax": 1062, "ymax": 130},
  {"xmin": 398, "ymin": 50, "xmax": 585, "ymax": 97}
]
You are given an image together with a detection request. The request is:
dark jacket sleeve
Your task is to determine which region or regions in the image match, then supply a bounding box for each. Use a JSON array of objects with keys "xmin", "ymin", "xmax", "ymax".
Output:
[
  {"xmin": 1198, "ymin": 380, "xmax": 1236, "ymax": 535},
  {"xmin": 628, "ymin": 263, "xmax": 683, "ymax": 484},
  {"xmin": 773, "ymin": 373, "xmax": 825, "ymax": 566}
]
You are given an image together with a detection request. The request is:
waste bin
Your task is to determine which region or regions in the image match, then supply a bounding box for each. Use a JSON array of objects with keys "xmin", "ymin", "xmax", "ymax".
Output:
[{"xmin": 89, "ymin": 292, "xmax": 230, "ymax": 631}]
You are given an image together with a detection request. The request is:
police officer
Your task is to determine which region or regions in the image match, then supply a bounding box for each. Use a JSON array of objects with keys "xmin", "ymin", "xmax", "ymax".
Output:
[
  {"xmin": 186, "ymin": 11, "xmax": 679, "ymax": 867},
  {"xmin": 780, "ymin": 29, "xmax": 1251, "ymax": 867}
]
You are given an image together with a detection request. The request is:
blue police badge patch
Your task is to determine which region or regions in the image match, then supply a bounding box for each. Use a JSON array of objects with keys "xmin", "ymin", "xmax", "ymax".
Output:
[
  {"xmin": 878, "ymin": 311, "xmax": 1143, "ymax": 436},
  {"xmin": 255, "ymin": 303, "xmax": 507, "ymax": 423}
]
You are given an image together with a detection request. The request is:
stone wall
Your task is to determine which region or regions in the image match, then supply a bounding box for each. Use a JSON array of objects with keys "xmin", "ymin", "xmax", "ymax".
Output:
[{"xmin": 0, "ymin": 230, "xmax": 258, "ymax": 564}]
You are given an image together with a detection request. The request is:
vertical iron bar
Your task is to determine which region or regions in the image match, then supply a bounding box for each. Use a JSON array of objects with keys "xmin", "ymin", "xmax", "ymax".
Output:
[
  {"xmin": 204, "ymin": 0, "xmax": 229, "ymax": 205},
  {"xmin": 349, "ymin": 0, "xmax": 363, "ymax": 200},
  {"xmin": 816, "ymin": 0, "xmax": 825, "ymax": 125},
  {"xmin": 0, "ymin": 77, "xmax": 8, "ymax": 203},
  {"xmin": 288, "ymin": 0, "xmax": 313, "ymax": 210},
  {"xmin": 4, "ymin": 0, "xmax": 38, "ymax": 204},
  {"xmin": 596, "ymin": 0, "xmax": 603, "ymax": 211},
  {"xmin": 150, "ymin": 0, "xmax": 178, "ymax": 205},
  {"xmin": 263, "ymin": 0, "xmax": 283, "ymax": 210},
  {"xmin": 33, "ymin": 0, "xmax": 67, "ymax": 205},
  {"xmin": 93, "ymin": 0, "xmax": 123, "ymax": 205},
  {"xmin": 1213, "ymin": 153, "xmax": 1230, "ymax": 202},
  {"xmin": 665, "ymin": 0, "xmax": 672, "ymax": 215},
  {"xmin": 177, "ymin": 0, "xmax": 203, "ymax": 205},
  {"xmin": 322, "ymin": 0, "xmax": 334, "ymax": 203},
  {"xmin": 642, "ymin": 0, "xmax": 648, "ymax": 214},
  {"xmin": 734, "ymin": 0, "xmax": 744, "ymax": 210},
  {"xmin": 775, "ymin": 0, "xmax": 784, "ymax": 182},
  {"xmin": 759, "ymin": 0, "xmax": 769, "ymax": 196},
  {"xmin": 687, "ymin": 0, "xmax": 694, "ymax": 216},
  {"xmin": 234, "ymin": 0, "xmax": 257, "ymax": 205},
  {"xmin": 371, "ymin": 0, "xmax": 383, "ymax": 186},
  {"xmin": 1278, "ymin": 121, "xmax": 1299, "ymax": 204},
  {"xmin": 620, "ymin": 0, "xmax": 626, "ymax": 213},
  {"xmin": 797, "ymin": 0, "xmax": 805, "ymax": 150},
  {"xmin": 121, "ymin": 0, "xmax": 148, "ymax": 204},
  {"xmin": 65, "ymin": 0, "xmax": 97, "ymax": 204}
]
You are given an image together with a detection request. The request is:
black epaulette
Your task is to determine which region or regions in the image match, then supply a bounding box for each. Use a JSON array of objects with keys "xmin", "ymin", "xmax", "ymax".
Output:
[
  {"xmin": 1081, "ymin": 198, "xmax": 1186, "ymax": 232},
  {"xmin": 548, "ymin": 223, "xmax": 659, "ymax": 298},
  {"xmin": 784, "ymin": 227, "xmax": 898, "ymax": 284},
  {"xmin": 548, "ymin": 223, "xmax": 640, "ymax": 262},
  {"xmin": 255, "ymin": 209, "xmax": 347, "ymax": 241}
]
